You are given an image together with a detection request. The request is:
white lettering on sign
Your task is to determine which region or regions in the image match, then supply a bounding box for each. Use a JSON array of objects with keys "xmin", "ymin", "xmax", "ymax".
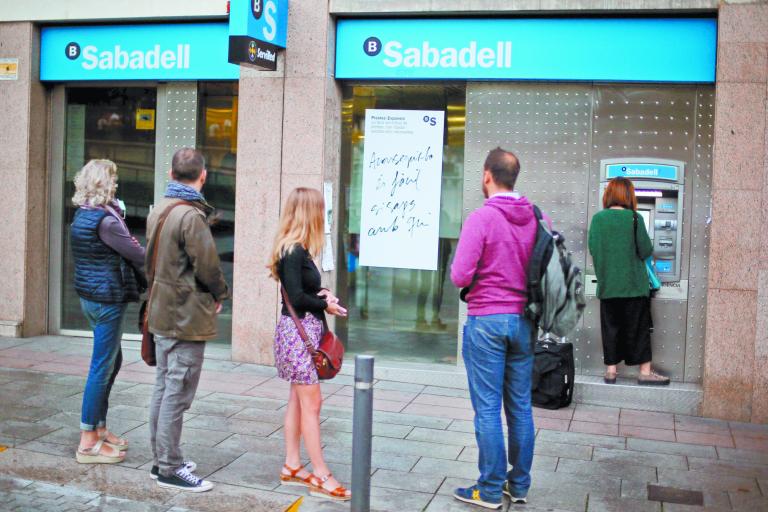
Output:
[
  {"xmin": 625, "ymin": 168, "xmax": 660, "ymax": 176},
  {"xmin": 257, "ymin": 47, "xmax": 276, "ymax": 62},
  {"xmin": 382, "ymin": 41, "xmax": 512, "ymax": 69},
  {"xmin": 81, "ymin": 44, "xmax": 190, "ymax": 71},
  {"xmin": 359, "ymin": 109, "xmax": 445, "ymax": 271},
  {"xmin": 263, "ymin": 0, "xmax": 277, "ymax": 42}
]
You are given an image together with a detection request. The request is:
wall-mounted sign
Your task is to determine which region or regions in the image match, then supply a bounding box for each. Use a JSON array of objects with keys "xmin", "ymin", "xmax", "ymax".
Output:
[
  {"xmin": 228, "ymin": 0, "xmax": 289, "ymax": 71},
  {"xmin": 336, "ymin": 18, "xmax": 717, "ymax": 83},
  {"xmin": 359, "ymin": 109, "xmax": 445, "ymax": 271},
  {"xmin": 605, "ymin": 163, "xmax": 679, "ymax": 182},
  {"xmin": 135, "ymin": 109, "xmax": 155, "ymax": 130},
  {"xmin": 0, "ymin": 58, "xmax": 19, "ymax": 81},
  {"xmin": 41, "ymin": 23, "xmax": 239, "ymax": 81}
]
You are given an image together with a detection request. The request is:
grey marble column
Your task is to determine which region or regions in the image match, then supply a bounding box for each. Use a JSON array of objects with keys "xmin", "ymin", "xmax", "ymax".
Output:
[
  {"xmin": 0, "ymin": 22, "xmax": 48, "ymax": 337},
  {"xmin": 231, "ymin": 2, "xmax": 342, "ymax": 364}
]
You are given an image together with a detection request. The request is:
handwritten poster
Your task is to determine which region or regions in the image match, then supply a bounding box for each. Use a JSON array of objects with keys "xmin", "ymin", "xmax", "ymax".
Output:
[{"xmin": 359, "ymin": 109, "xmax": 445, "ymax": 270}]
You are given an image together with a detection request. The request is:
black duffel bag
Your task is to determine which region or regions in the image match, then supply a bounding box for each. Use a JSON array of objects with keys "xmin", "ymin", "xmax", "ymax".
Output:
[{"xmin": 531, "ymin": 338, "xmax": 575, "ymax": 410}]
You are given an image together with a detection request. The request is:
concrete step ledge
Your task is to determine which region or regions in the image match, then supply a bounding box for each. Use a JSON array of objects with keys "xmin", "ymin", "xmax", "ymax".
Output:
[
  {"xmin": 575, "ymin": 375, "xmax": 702, "ymax": 416},
  {"xmin": 344, "ymin": 360, "xmax": 703, "ymax": 416}
]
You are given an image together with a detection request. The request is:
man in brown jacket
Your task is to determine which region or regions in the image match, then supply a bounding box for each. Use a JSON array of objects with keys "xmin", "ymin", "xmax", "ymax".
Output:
[{"xmin": 146, "ymin": 147, "xmax": 229, "ymax": 492}]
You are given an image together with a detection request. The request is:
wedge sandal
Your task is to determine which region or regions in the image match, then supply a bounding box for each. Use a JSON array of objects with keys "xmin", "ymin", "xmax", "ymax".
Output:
[
  {"xmin": 279, "ymin": 464, "xmax": 313, "ymax": 487},
  {"xmin": 75, "ymin": 439, "xmax": 125, "ymax": 464},
  {"xmin": 100, "ymin": 431, "xmax": 128, "ymax": 452},
  {"xmin": 309, "ymin": 473, "xmax": 351, "ymax": 502}
]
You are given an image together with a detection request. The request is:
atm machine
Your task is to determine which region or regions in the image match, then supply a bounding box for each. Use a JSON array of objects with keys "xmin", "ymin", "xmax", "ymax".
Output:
[
  {"xmin": 583, "ymin": 157, "xmax": 690, "ymax": 380},
  {"xmin": 598, "ymin": 158, "xmax": 685, "ymax": 282}
]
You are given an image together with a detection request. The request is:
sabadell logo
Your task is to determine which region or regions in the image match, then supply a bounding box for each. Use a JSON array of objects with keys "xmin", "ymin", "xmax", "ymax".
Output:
[
  {"xmin": 363, "ymin": 36, "xmax": 513, "ymax": 69},
  {"xmin": 65, "ymin": 41, "xmax": 191, "ymax": 70}
]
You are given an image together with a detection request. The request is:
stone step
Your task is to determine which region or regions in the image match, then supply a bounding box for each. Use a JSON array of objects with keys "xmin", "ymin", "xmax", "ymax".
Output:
[
  {"xmin": 352, "ymin": 361, "xmax": 703, "ymax": 416},
  {"xmin": 575, "ymin": 375, "xmax": 702, "ymax": 416}
]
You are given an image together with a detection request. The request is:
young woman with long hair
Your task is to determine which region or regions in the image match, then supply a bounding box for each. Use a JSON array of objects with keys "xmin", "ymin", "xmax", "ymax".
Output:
[
  {"xmin": 268, "ymin": 187, "xmax": 351, "ymax": 501},
  {"xmin": 588, "ymin": 177, "xmax": 669, "ymax": 386}
]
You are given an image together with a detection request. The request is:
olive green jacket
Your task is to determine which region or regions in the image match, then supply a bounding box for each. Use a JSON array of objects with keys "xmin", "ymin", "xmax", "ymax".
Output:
[{"xmin": 145, "ymin": 198, "xmax": 230, "ymax": 341}]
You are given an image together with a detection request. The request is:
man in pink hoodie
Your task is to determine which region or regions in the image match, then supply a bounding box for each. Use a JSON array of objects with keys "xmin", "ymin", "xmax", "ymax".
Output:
[{"xmin": 451, "ymin": 148, "xmax": 538, "ymax": 509}]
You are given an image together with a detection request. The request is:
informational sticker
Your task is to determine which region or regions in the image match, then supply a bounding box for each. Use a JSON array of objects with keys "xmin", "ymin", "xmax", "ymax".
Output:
[
  {"xmin": 323, "ymin": 181, "xmax": 333, "ymax": 234},
  {"xmin": 135, "ymin": 108, "xmax": 155, "ymax": 130},
  {"xmin": 0, "ymin": 58, "xmax": 18, "ymax": 80},
  {"xmin": 321, "ymin": 234, "xmax": 335, "ymax": 272},
  {"xmin": 359, "ymin": 109, "xmax": 445, "ymax": 270},
  {"xmin": 65, "ymin": 105, "xmax": 85, "ymax": 179}
]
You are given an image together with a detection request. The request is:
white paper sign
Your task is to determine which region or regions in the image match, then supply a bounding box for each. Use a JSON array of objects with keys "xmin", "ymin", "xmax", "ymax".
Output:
[
  {"xmin": 323, "ymin": 181, "xmax": 333, "ymax": 234},
  {"xmin": 321, "ymin": 234, "xmax": 335, "ymax": 272},
  {"xmin": 359, "ymin": 109, "xmax": 445, "ymax": 270}
]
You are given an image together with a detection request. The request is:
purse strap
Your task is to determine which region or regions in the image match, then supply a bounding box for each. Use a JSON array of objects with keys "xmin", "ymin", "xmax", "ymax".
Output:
[
  {"xmin": 145, "ymin": 200, "xmax": 196, "ymax": 319},
  {"xmin": 632, "ymin": 211, "xmax": 642, "ymax": 260},
  {"xmin": 280, "ymin": 285, "xmax": 318, "ymax": 356}
]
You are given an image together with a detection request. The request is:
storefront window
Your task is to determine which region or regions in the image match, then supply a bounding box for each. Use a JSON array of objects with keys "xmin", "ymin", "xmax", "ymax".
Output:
[
  {"xmin": 197, "ymin": 82, "xmax": 238, "ymax": 344},
  {"xmin": 336, "ymin": 85, "xmax": 466, "ymax": 364},
  {"xmin": 60, "ymin": 87, "xmax": 157, "ymax": 333},
  {"xmin": 58, "ymin": 84, "xmax": 238, "ymax": 342}
]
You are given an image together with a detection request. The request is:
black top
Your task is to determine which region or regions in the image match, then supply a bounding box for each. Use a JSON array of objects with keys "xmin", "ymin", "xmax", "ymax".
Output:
[{"xmin": 278, "ymin": 245, "xmax": 327, "ymax": 320}]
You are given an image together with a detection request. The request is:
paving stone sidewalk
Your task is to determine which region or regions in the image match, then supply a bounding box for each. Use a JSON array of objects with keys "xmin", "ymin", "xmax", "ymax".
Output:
[{"xmin": 0, "ymin": 335, "xmax": 767, "ymax": 512}]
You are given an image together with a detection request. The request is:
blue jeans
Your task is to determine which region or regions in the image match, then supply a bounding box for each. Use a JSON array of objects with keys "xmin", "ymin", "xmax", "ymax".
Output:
[
  {"xmin": 462, "ymin": 314, "xmax": 535, "ymax": 501},
  {"xmin": 80, "ymin": 298, "xmax": 126, "ymax": 431}
]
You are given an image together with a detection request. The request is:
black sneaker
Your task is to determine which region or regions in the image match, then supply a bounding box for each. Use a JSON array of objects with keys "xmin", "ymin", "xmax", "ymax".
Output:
[
  {"xmin": 156, "ymin": 465, "xmax": 213, "ymax": 492},
  {"xmin": 150, "ymin": 461, "xmax": 197, "ymax": 480},
  {"xmin": 502, "ymin": 481, "xmax": 528, "ymax": 504}
]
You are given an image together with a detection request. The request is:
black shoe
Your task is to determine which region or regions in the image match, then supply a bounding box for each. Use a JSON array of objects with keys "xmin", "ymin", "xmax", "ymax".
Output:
[
  {"xmin": 156, "ymin": 465, "xmax": 212, "ymax": 492},
  {"xmin": 150, "ymin": 460, "xmax": 197, "ymax": 480}
]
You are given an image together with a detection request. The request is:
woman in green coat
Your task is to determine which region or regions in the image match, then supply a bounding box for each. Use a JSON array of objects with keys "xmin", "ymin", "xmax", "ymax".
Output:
[{"xmin": 588, "ymin": 177, "xmax": 670, "ymax": 386}]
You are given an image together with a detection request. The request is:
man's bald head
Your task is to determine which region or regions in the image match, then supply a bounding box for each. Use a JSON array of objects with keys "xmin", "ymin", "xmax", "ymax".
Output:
[
  {"xmin": 484, "ymin": 147, "xmax": 521, "ymax": 191},
  {"xmin": 171, "ymin": 147, "xmax": 206, "ymax": 183}
]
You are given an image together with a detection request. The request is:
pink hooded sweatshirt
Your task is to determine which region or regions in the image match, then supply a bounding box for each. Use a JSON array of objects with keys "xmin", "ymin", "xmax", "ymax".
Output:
[{"xmin": 450, "ymin": 194, "xmax": 539, "ymax": 316}]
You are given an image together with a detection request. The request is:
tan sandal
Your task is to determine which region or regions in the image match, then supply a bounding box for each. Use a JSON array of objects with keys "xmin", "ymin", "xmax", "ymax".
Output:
[
  {"xmin": 309, "ymin": 473, "xmax": 351, "ymax": 502},
  {"xmin": 280, "ymin": 464, "xmax": 313, "ymax": 487},
  {"xmin": 99, "ymin": 430, "xmax": 128, "ymax": 451},
  {"xmin": 75, "ymin": 439, "xmax": 125, "ymax": 464}
]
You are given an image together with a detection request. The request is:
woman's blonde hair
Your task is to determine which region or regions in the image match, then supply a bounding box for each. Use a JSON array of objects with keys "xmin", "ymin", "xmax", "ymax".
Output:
[
  {"xmin": 269, "ymin": 188, "xmax": 325, "ymax": 280},
  {"xmin": 72, "ymin": 159, "xmax": 118, "ymax": 207}
]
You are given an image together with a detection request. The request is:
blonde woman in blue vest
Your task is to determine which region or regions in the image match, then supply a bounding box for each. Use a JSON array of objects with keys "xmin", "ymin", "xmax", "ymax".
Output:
[{"xmin": 70, "ymin": 159, "xmax": 146, "ymax": 463}]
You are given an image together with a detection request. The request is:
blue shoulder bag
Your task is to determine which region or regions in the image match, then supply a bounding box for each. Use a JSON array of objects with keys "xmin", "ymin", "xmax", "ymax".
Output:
[{"xmin": 633, "ymin": 212, "xmax": 661, "ymax": 294}]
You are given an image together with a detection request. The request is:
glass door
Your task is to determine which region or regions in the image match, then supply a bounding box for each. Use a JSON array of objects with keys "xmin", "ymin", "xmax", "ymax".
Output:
[
  {"xmin": 59, "ymin": 87, "xmax": 157, "ymax": 334},
  {"xmin": 197, "ymin": 82, "xmax": 238, "ymax": 344},
  {"xmin": 337, "ymin": 85, "xmax": 466, "ymax": 364}
]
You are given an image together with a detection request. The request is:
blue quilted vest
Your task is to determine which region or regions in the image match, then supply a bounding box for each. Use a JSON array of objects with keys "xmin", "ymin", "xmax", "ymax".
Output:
[{"xmin": 70, "ymin": 208, "xmax": 140, "ymax": 304}]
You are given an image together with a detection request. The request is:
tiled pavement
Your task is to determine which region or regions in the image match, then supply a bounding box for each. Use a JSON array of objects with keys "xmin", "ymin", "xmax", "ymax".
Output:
[{"xmin": 0, "ymin": 336, "xmax": 767, "ymax": 511}]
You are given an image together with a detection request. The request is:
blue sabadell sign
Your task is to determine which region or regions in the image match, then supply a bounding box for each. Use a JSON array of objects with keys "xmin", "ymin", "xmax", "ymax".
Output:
[
  {"xmin": 606, "ymin": 163, "xmax": 679, "ymax": 181},
  {"xmin": 40, "ymin": 23, "xmax": 240, "ymax": 81},
  {"xmin": 335, "ymin": 18, "xmax": 717, "ymax": 83}
]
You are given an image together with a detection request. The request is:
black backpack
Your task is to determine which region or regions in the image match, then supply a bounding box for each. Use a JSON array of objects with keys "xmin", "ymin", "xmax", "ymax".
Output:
[{"xmin": 531, "ymin": 337, "xmax": 575, "ymax": 410}]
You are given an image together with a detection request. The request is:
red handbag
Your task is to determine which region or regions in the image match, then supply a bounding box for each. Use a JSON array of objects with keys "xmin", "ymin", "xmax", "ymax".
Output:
[{"xmin": 281, "ymin": 285, "xmax": 344, "ymax": 380}]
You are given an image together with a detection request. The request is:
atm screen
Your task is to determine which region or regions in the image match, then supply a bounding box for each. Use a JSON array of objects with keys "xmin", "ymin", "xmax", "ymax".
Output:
[{"xmin": 638, "ymin": 210, "xmax": 651, "ymax": 233}]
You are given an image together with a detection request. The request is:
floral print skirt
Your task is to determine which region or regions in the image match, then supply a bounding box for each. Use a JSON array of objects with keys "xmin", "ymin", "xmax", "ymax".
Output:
[{"xmin": 274, "ymin": 314, "xmax": 322, "ymax": 385}]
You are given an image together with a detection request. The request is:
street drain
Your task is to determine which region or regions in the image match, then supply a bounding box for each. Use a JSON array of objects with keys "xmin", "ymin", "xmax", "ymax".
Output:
[{"xmin": 647, "ymin": 484, "xmax": 704, "ymax": 506}]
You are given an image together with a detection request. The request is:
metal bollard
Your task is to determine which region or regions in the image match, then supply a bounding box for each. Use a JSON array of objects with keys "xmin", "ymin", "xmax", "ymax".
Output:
[{"xmin": 351, "ymin": 355, "xmax": 374, "ymax": 512}]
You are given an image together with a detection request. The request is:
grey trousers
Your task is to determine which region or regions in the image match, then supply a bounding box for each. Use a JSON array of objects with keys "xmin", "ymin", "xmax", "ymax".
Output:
[{"xmin": 149, "ymin": 336, "xmax": 205, "ymax": 477}]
